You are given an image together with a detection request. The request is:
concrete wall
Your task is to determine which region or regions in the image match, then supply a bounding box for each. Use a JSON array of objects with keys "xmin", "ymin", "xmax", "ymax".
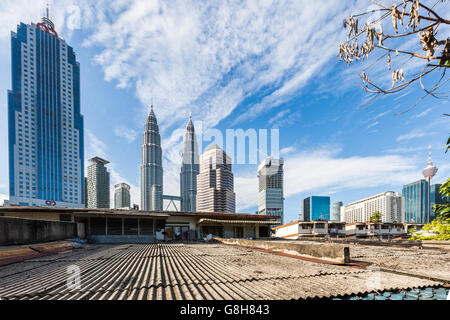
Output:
[
  {"xmin": 273, "ymin": 223, "xmax": 299, "ymax": 239},
  {"xmin": 216, "ymin": 238, "xmax": 350, "ymax": 264},
  {"xmin": 0, "ymin": 216, "xmax": 77, "ymax": 245},
  {"xmin": 2, "ymin": 211, "xmax": 60, "ymax": 221}
]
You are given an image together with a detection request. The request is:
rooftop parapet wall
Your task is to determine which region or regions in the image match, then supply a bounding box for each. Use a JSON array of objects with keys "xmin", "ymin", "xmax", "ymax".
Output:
[
  {"xmin": 0, "ymin": 216, "xmax": 77, "ymax": 245},
  {"xmin": 216, "ymin": 238, "xmax": 350, "ymax": 264}
]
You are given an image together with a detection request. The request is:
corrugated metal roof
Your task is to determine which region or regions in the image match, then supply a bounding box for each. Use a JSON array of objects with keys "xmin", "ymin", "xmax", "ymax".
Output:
[{"xmin": 0, "ymin": 243, "xmax": 445, "ymax": 300}]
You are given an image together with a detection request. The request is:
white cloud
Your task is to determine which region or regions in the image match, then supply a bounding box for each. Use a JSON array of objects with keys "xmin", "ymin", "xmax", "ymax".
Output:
[
  {"xmin": 415, "ymin": 107, "xmax": 433, "ymax": 118},
  {"xmin": 280, "ymin": 146, "xmax": 296, "ymax": 155},
  {"xmin": 85, "ymin": 129, "xmax": 140, "ymax": 207},
  {"xmin": 114, "ymin": 126, "xmax": 137, "ymax": 143},
  {"xmin": 367, "ymin": 121, "xmax": 379, "ymax": 129},
  {"xmin": 235, "ymin": 174, "xmax": 258, "ymax": 212},
  {"xmin": 0, "ymin": 193, "xmax": 8, "ymax": 206},
  {"xmin": 74, "ymin": 0, "xmax": 366, "ymax": 131},
  {"xmin": 396, "ymin": 129, "xmax": 427, "ymax": 142},
  {"xmin": 384, "ymin": 146, "xmax": 426, "ymax": 154},
  {"xmin": 234, "ymin": 147, "xmax": 422, "ymax": 211}
]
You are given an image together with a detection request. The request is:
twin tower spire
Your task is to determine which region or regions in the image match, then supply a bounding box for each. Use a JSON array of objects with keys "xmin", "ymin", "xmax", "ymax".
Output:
[{"xmin": 140, "ymin": 106, "xmax": 199, "ymax": 211}]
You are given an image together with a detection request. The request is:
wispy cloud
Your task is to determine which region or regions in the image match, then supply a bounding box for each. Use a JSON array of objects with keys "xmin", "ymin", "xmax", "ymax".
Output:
[
  {"xmin": 415, "ymin": 107, "xmax": 433, "ymax": 118},
  {"xmin": 0, "ymin": 193, "xmax": 8, "ymax": 205},
  {"xmin": 396, "ymin": 129, "xmax": 427, "ymax": 142},
  {"xmin": 280, "ymin": 146, "xmax": 296, "ymax": 155},
  {"xmin": 384, "ymin": 146, "xmax": 426, "ymax": 154},
  {"xmin": 367, "ymin": 121, "xmax": 379, "ymax": 129},
  {"xmin": 86, "ymin": 129, "xmax": 140, "ymax": 207},
  {"xmin": 114, "ymin": 126, "xmax": 137, "ymax": 143},
  {"xmin": 235, "ymin": 146, "xmax": 421, "ymax": 211}
]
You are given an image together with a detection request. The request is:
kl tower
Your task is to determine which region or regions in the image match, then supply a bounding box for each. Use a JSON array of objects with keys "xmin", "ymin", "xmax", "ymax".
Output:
[{"xmin": 422, "ymin": 145, "xmax": 438, "ymax": 223}]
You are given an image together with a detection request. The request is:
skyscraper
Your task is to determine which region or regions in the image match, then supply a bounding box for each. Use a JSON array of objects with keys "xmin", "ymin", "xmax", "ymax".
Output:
[
  {"xmin": 196, "ymin": 144, "xmax": 235, "ymax": 213},
  {"xmin": 430, "ymin": 183, "xmax": 450, "ymax": 220},
  {"xmin": 7, "ymin": 12, "xmax": 84, "ymax": 208},
  {"xmin": 332, "ymin": 202, "xmax": 343, "ymax": 221},
  {"xmin": 87, "ymin": 157, "xmax": 110, "ymax": 209},
  {"xmin": 180, "ymin": 116, "xmax": 199, "ymax": 212},
  {"xmin": 114, "ymin": 182, "xmax": 131, "ymax": 209},
  {"xmin": 301, "ymin": 196, "xmax": 330, "ymax": 221},
  {"xmin": 258, "ymin": 157, "xmax": 284, "ymax": 225},
  {"xmin": 141, "ymin": 106, "xmax": 163, "ymax": 211},
  {"xmin": 402, "ymin": 179, "xmax": 428, "ymax": 223},
  {"xmin": 402, "ymin": 180, "xmax": 445, "ymax": 223}
]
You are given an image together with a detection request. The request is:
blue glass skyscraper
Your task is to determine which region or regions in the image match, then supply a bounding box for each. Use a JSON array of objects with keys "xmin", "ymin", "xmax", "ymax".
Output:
[
  {"xmin": 7, "ymin": 14, "xmax": 84, "ymax": 208},
  {"xmin": 302, "ymin": 196, "xmax": 330, "ymax": 221}
]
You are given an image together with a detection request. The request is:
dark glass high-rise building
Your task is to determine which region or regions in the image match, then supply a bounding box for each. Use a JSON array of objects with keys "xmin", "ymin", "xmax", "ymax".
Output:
[
  {"xmin": 7, "ymin": 14, "xmax": 84, "ymax": 208},
  {"xmin": 402, "ymin": 179, "xmax": 428, "ymax": 223},
  {"xmin": 141, "ymin": 106, "xmax": 163, "ymax": 211},
  {"xmin": 180, "ymin": 116, "xmax": 199, "ymax": 212},
  {"xmin": 258, "ymin": 157, "xmax": 284, "ymax": 225},
  {"xmin": 302, "ymin": 196, "xmax": 330, "ymax": 221},
  {"xmin": 404, "ymin": 181, "xmax": 448, "ymax": 223}
]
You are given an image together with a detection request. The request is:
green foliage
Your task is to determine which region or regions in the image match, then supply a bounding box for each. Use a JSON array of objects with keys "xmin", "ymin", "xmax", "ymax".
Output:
[
  {"xmin": 409, "ymin": 220, "xmax": 450, "ymax": 241},
  {"xmin": 446, "ymin": 136, "xmax": 450, "ymax": 153},
  {"xmin": 433, "ymin": 178, "xmax": 450, "ymax": 223},
  {"xmin": 370, "ymin": 211, "xmax": 382, "ymax": 222}
]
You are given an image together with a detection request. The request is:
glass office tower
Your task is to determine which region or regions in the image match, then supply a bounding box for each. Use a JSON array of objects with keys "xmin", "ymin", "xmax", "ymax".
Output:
[
  {"xmin": 302, "ymin": 196, "xmax": 330, "ymax": 221},
  {"xmin": 7, "ymin": 15, "xmax": 84, "ymax": 208},
  {"xmin": 402, "ymin": 180, "xmax": 428, "ymax": 223},
  {"xmin": 258, "ymin": 157, "xmax": 284, "ymax": 225}
]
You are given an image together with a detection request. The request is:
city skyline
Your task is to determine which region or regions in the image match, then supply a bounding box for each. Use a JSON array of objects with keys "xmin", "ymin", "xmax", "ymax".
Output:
[{"xmin": 0, "ymin": 2, "xmax": 449, "ymax": 225}]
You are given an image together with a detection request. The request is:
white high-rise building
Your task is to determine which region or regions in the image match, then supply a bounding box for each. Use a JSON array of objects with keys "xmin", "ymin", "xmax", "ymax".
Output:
[
  {"xmin": 87, "ymin": 157, "xmax": 110, "ymax": 209},
  {"xmin": 196, "ymin": 144, "xmax": 235, "ymax": 213},
  {"xmin": 342, "ymin": 191, "xmax": 402, "ymax": 223}
]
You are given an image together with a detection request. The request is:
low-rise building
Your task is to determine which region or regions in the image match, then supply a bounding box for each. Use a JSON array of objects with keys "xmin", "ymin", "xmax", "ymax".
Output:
[
  {"xmin": 345, "ymin": 222, "xmax": 405, "ymax": 238},
  {"xmin": 328, "ymin": 222, "xmax": 347, "ymax": 238},
  {"xmin": 272, "ymin": 220, "xmax": 346, "ymax": 239},
  {"xmin": 0, "ymin": 207, "xmax": 279, "ymax": 243}
]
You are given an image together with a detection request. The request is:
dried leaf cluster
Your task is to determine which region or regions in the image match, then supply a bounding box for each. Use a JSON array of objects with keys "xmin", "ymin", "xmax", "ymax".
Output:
[{"xmin": 338, "ymin": 0, "xmax": 449, "ymax": 107}]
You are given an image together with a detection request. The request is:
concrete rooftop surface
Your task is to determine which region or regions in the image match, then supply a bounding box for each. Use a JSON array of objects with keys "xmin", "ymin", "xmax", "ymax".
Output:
[{"xmin": 0, "ymin": 241, "xmax": 448, "ymax": 300}]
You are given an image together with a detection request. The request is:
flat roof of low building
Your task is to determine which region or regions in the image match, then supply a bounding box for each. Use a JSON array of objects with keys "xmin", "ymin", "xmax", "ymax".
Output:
[
  {"xmin": 273, "ymin": 220, "xmax": 346, "ymax": 230},
  {"xmin": 0, "ymin": 207, "xmax": 281, "ymax": 221},
  {"xmin": 0, "ymin": 206, "xmax": 170, "ymax": 218},
  {"xmin": 198, "ymin": 218, "xmax": 279, "ymax": 225},
  {"xmin": 168, "ymin": 211, "xmax": 280, "ymax": 220}
]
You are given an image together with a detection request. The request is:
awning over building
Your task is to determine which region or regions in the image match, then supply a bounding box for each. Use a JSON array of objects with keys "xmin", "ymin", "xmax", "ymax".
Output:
[{"xmin": 198, "ymin": 218, "xmax": 279, "ymax": 225}]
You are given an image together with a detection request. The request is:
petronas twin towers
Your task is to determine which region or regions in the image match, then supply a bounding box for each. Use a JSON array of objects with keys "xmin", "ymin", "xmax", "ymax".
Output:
[
  {"xmin": 180, "ymin": 116, "xmax": 200, "ymax": 211},
  {"xmin": 140, "ymin": 106, "xmax": 164, "ymax": 211},
  {"xmin": 140, "ymin": 106, "xmax": 199, "ymax": 211}
]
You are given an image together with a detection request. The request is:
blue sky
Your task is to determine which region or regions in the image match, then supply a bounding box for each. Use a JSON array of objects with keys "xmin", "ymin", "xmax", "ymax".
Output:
[{"xmin": 0, "ymin": 0, "xmax": 449, "ymax": 224}]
